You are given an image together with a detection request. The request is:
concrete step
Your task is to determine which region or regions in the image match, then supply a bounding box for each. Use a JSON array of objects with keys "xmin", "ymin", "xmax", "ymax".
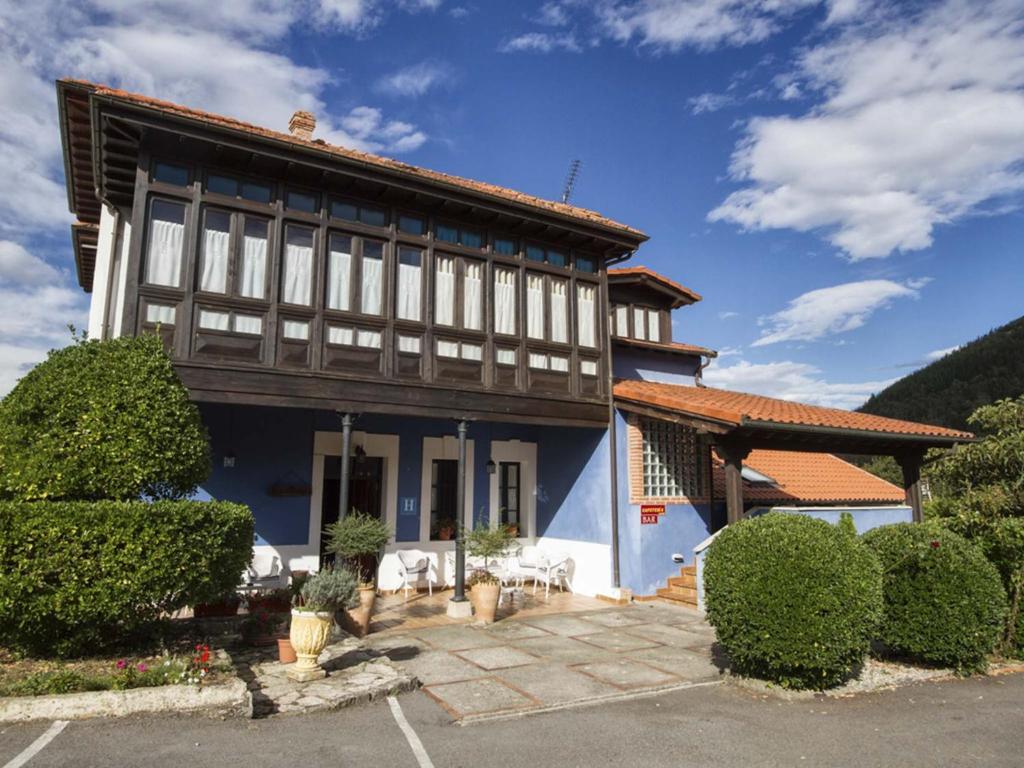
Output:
[
  {"xmin": 668, "ymin": 574, "xmax": 697, "ymax": 589},
  {"xmin": 655, "ymin": 587, "xmax": 698, "ymax": 607}
]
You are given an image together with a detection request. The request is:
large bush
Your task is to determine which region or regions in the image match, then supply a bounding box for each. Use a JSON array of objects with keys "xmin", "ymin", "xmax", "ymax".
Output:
[
  {"xmin": 0, "ymin": 500, "xmax": 254, "ymax": 657},
  {"xmin": 0, "ymin": 334, "xmax": 210, "ymax": 501},
  {"xmin": 862, "ymin": 523, "xmax": 1006, "ymax": 672},
  {"xmin": 704, "ymin": 512, "xmax": 882, "ymax": 690}
]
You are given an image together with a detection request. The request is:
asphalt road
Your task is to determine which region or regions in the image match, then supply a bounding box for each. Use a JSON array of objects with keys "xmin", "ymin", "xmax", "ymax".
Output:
[{"xmin": 3, "ymin": 673, "xmax": 1023, "ymax": 768}]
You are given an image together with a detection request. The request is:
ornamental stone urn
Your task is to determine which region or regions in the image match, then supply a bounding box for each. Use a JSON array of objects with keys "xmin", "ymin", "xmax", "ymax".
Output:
[{"xmin": 287, "ymin": 609, "xmax": 333, "ymax": 681}]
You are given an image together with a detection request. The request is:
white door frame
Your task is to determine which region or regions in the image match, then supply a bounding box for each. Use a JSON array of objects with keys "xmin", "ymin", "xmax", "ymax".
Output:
[
  {"xmin": 419, "ymin": 436, "xmax": 475, "ymax": 542},
  {"xmin": 488, "ymin": 439, "xmax": 537, "ymax": 540}
]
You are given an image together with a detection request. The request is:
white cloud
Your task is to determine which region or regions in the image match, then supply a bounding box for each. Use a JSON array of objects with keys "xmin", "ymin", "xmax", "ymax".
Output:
[
  {"xmin": 375, "ymin": 60, "xmax": 454, "ymax": 97},
  {"xmin": 752, "ymin": 279, "xmax": 924, "ymax": 347},
  {"xmin": 500, "ymin": 31, "xmax": 581, "ymax": 53},
  {"xmin": 709, "ymin": 0, "xmax": 1024, "ymax": 259},
  {"xmin": 703, "ymin": 359, "xmax": 894, "ymax": 409},
  {"xmin": 0, "ymin": 241, "xmax": 61, "ymax": 286},
  {"xmin": 717, "ymin": 310, "xmax": 739, "ymax": 319},
  {"xmin": 688, "ymin": 92, "xmax": 736, "ymax": 114},
  {"xmin": 925, "ymin": 345, "xmax": 959, "ymax": 362}
]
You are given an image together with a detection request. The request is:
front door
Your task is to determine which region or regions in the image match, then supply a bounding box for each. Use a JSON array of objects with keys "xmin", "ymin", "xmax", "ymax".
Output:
[{"xmin": 320, "ymin": 455, "xmax": 384, "ymax": 564}]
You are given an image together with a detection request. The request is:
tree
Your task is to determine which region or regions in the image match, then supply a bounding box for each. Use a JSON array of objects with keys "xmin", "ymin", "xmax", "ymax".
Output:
[{"xmin": 0, "ymin": 333, "xmax": 210, "ymax": 501}]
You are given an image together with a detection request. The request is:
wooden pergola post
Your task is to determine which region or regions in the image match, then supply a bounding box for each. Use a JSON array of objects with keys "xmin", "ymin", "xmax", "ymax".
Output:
[
  {"xmin": 717, "ymin": 441, "xmax": 751, "ymax": 526},
  {"xmin": 896, "ymin": 450, "xmax": 926, "ymax": 523}
]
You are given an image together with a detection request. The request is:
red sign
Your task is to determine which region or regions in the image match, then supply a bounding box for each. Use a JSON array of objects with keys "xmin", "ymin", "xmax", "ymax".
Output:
[{"xmin": 640, "ymin": 504, "xmax": 665, "ymax": 525}]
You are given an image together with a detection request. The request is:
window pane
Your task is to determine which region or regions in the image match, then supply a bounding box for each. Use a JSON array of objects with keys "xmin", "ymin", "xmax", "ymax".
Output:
[
  {"xmin": 547, "ymin": 250, "xmax": 567, "ymax": 268},
  {"xmin": 527, "ymin": 274, "xmax": 545, "ymax": 340},
  {"xmin": 640, "ymin": 418, "xmax": 704, "ymax": 499},
  {"xmin": 528, "ymin": 352, "xmax": 548, "ymax": 369},
  {"xmin": 460, "ymin": 229, "xmax": 482, "ymax": 249},
  {"xmin": 360, "ymin": 242, "xmax": 383, "ymax": 315},
  {"xmin": 550, "ymin": 279, "xmax": 568, "ymax": 343},
  {"xmin": 437, "ymin": 339, "xmax": 459, "ymax": 358},
  {"xmin": 577, "ymin": 284, "xmax": 596, "ymax": 347},
  {"xmin": 328, "ymin": 326, "xmax": 354, "ymax": 345},
  {"xmin": 282, "ymin": 320, "xmax": 309, "ymax": 341},
  {"xmin": 198, "ymin": 309, "xmax": 230, "ymax": 331},
  {"xmin": 633, "ymin": 307, "xmax": 647, "ymax": 340},
  {"xmin": 581, "ymin": 359, "xmax": 598, "ymax": 377},
  {"xmin": 327, "ymin": 234, "xmax": 352, "ymax": 311},
  {"xmin": 145, "ymin": 199, "xmax": 186, "ymax": 287},
  {"xmin": 233, "ymin": 314, "xmax": 262, "ymax": 335},
  {"xmin": 494, "ymin": 238, "xmax": 517, "ymax": 256},
  {"xmin": 282, "ymin": 226, "xmax": 314, "ymax": 305},
  {"xmin": 435, "ymin": 256, "xmax": 455, "ymax": 326},
  {"xmin": 145, "ymin": 303, "xmax": 176, "ymax": 325},
  {"xmin": 463, "ymin": 260, "xmax": 483, "ymax": 330},
  {"xmin": 494, "ymin": 268, "xmax": 517, "ymax": 335},
  {"xmin": 397, "ymin": 247, "xmax": 422, "ymax": 321},
  {"xmin": 153, "ymin": 162, "xmax": 189, "ymax": 186},
  {"xmin": 240, "ymin": 218, "xmax": 268, "ymax": 299},
  {"xmin": 287, "ymin": 190, "xmax": 317, "ymax": 213},
  {"xmin": 549, "ymin": 355, "xmax": 569, "ymax": 372},
  {"xmin": 331, "ymin": 200, "xmax": 358, "ymax": 221},
  {"xmin": 398, "ymin": 215, "xmax": 425, "ymax": 235},
  {"xmin": 431, "ymin": 459, "xmax": 458, "ymax": 540},
  {"xmin": 461, "ymin": 343, "xmax": 482, "ymax": 361},
  {"xmin": 614, "ymin": 305, "xmax": 629, "ymax": 336},
  {"xmin": 356, "ymin": 329, "xmax": 381, "ymax": 348},
  {"xmin": 576, "ymin": 255, "xmax": 596, "ymax": 273},
  {"xmin": 241, "ymin": 181, "xmax": 272, "ymax": 203},
  {"xmin": 526, "ymin": 245, "xmax": 545, "ymax": 262},
  {"xmin": 360, "ymin": 206, "xmax": 387, "ymax": 227},
  {"xmin": 496, "ymin": 348, "xmax": 516, "ymax": 366},
  {"xmin": 436, "ymin": 224, "xmax": 458, "ymax": 244},
  {"xmin": 207, "ymin": 174, "xmax": 237, "ymax": 196},
  {"xmin": 648, "ymin": 309, "xmax": 661, "ymax": 343},
  {"xmin": 199, "ymin": 210, "xmax": 231, "ymax": 294},
  {"xmin": 398, "ymin": 335, "xmax": 421, "ymax": 354}
]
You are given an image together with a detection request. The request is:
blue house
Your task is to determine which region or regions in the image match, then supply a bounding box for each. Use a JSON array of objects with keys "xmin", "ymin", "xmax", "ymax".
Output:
[{"xmin": 57, "ymin": 80, "xmax": 973, "ymax": 606}]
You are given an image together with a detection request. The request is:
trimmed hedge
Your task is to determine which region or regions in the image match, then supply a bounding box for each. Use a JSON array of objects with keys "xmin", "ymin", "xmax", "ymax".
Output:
[
  {"xmin": 704, "ymin": 512, "xmax": 883, "ymax": 690},
  {"xmin": 0, "ymin": 500, "xmax": 254, "ymax": 657},
  {"xmin": 863, "ymin": 523, "xmax": 1006, "ymax": 672}
]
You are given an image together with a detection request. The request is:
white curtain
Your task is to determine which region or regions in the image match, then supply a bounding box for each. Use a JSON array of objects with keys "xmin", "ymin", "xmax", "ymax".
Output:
[
  {"xmin": 577, "ymin": 284, "xmax": 596, "ymax": 347},
  {"xmin": 633, "ymin": 307, "xmax": 647, "ymax": 340},
  {"xmin": 328, "ymin": 326, "xmax": 354, "ymax": 345},
  {"xmin": 328, "ymin": 243, "xmax": 352, "ymax": 311},
  {"xmin": 549, "ymin": 355, "xmax": 569, "ymax": 373},
  {"xmin": 282, "ymin": 320, "xmax": 309, "ymax": 341},
  {"xmin": 550, "ymin": 279, "xmax": 568, "ymax": 343},
  {"xmin": 233, "ymin": 314, "xmax": 262, "ymax": 335},
  {"xmin": 528, "ymin": 352, "xmax": 548, "ymax": 369},
  {"xmin": 240, "ymin": 234, "xmax": 267, "ymax": 299},
  {"xmin": 581, "ymin": 359, "xmax": 598, "ymax": 377},
  {"xmin": 198, "ymin": 309, "xmax": 230, "ymax": 331},
  {"xmin": 361, "ymin": 256, "xmax": 382, "ymax": 315},
  {"xmin": 494, "ymin": 268, "xmax": 516, "ymax": 335},
  {"xmin": 527, "ymin": 274, "xmax": 545, "ymax": 339},
  {"xmin": 145, "ymin": 304, "xmax": 176, "ymax": 325},
  {"xmin": 283, "ymin": 239, "xmax": 313, "ymax": 305},
  {"xmin": 461, "ymin": 343, "xmax": 482, "ymax": 361},
  {"xmin": 463, "ymin": 261, "xmax": 482, "ymax": 330},
  {"xmin": 200, "ymin": 226, "xmax": 230, "ymax": 293},
  {"xmin": 356, "ymin": 329, "xmax": 381, "ymax": 348},
  {"xmin": 145, "ymin": 217, "xmax": 184, "ymax": 287},
  {"xmin": 496, "ymin": 348, "xmax": 516, "ymax": 366},
  {"xmin": 437, "ymin": 339, "xmax": 459, "ymax": 358},
  {"xmin": 435, "ymin": 256, "xmax": 455, "ymax": 326},
  {"xmin": 398, "ymin": 335, "xmax": 421, "ymax": 354},
  {"xmin": 647, "ymin": 309, "xmax": 661, "ymax": 342},
  {"xmin": 397, "ymin": 258, "xmax": 422, "ymax": 321},
  {"xmin": 615, "ymin": 305, "xmax": 628, "ymax": 336}
]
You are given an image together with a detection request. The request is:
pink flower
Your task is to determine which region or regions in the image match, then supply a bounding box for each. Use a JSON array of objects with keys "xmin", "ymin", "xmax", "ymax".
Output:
[
  {"xmin": 116, "ymin": 659, "xmax": 127, "ymax": 670},
  {"xmin": 137, "ymin": 663, "xmax": 148, "ymax": 672}
]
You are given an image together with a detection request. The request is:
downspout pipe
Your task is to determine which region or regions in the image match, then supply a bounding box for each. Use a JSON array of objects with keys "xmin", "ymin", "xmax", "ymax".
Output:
[{"xmin": 605, "ymin": 270, "xmax": 623, "ymax": 590}]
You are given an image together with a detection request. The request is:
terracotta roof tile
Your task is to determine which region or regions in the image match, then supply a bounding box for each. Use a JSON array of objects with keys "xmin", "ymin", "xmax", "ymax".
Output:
[
  {"xmin": 608, "ymin": 266, "xmax": 702, "ymax": 303},
  {"xmin": 63, "ymin": 79, "xmax": 645, "ymax": 240},
  {"xmin": 712, "ymin": 449, "xmax": 905, "ymax": 505},
  {"xmin": 613, "ymin": 379, "xmax": 973, "ymax": 440}
]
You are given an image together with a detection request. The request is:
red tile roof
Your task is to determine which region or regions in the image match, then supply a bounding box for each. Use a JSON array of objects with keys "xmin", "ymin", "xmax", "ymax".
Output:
[
  {"xmin": 62, "ymin": 79, "xmax": 646, "ymax": 241},
  {"xmin": 712, "ymin": 449, "xmax": 905, "ymax": 505},
  {"xmin": 608, "ymin": 266, "xmax": 702, "ymax": 303},
  {"xmin": 613, "ymin": 379, "xmax": 973, "ymax": 440}
]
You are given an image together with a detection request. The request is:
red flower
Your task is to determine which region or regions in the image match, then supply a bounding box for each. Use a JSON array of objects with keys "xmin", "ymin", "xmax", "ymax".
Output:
[
  {"xmin": 930, "ymin": 540, "xmax": 941, "ymax": 549},
  {"xmin": 115, "ymin": 659, "xmax": 127, "ymax": 670}
]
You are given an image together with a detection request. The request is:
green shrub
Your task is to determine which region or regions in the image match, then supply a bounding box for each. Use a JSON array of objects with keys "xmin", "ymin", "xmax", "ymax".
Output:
[
  {"xmin": 0, "ymin": 500, "xmax": 254, "ymax": 657},
  {"xmin": 0, "ymin": 334, "xmax": 210, "ymax": 501},
  {"xmin": 704, "ymin": 512, "xmax": 883, "ymax": 690},
  {"xmin": 323, "ymin": 511, "xmax": 392, "ymax": 584},
  {"xmin": 862, "ymin": 523, "xmax": 1007, "ymax": 672},
  {"xmin": 296, "ymin": 567, "xmax": 357, "ymax": 613},
  {"xmin": 463, "ymin": 523, "xmax": 516, "ymax": 586}
]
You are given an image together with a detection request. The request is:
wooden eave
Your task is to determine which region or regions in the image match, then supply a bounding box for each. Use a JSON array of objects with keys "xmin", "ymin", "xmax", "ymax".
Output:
[
  {"xmin": 607, "ymin": 272, "xmax": 699, "ymax": 309},
  {"xmin": 612, "ymin": 337, "xmax": 718, "ymax": 359},
  {"xmin": 71, "ymin": 222, "xmax": 99, "ymax": 292}
]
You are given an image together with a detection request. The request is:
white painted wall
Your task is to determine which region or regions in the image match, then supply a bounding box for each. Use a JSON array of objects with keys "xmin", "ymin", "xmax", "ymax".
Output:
[{"xmin": 86, "ymin": 207, "xmax": 117, "ymax": 340}]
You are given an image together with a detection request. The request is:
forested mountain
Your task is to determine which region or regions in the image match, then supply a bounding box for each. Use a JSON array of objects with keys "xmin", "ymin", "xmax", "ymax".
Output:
[{"xmin": 858, "ymin": 316, "xmax": 1024, "ymax": 432}]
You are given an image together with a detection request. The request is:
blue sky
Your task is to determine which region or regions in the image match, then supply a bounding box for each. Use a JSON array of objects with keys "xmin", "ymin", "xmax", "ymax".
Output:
[{"xmin": 1, "ymin": 0, "xmax": 1022, "ymax": 407}]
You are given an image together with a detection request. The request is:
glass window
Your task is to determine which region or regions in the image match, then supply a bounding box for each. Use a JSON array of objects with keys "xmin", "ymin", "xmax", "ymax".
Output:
[
  {"xmin": 526, "ymin": 245, "xmax": 545, "ymax": 263},
  {"xmin": 614, "ymin": 305, "xmax": 629, "ymax": 337},
  {"xmin": 207, "ymin": 174, "xmax": 237, "ymax": 197},
  {"xmin": 398, "ymin": 215, "xmax": 426, "ymax": 236},
  {"xmin": 437, "ymin": 339, "xmax": 460, "ymax": 358},
  {"xmin": 153, "ymin": 162, "xmax": 189, "ymax": 186},
  {"xmin": 494, "ymin": 238, "xmax": 517, "ymax": 256},
  {"xmin": 581, "ymin": 359, "xmax": 598, "ymax": 377},
  {"xmin": 430, "ymin": 459, "xmax": 458, "ymax": 540},
  {"xmin": 550, "ymin": 279, "xmax": 569, "ymax": 343},
  {"xmin": 241, "ymin": 181, "xmax": 272, "ymax": 203},
  {"xmin": 282, "ymin": 226, "xmax": 314, "ymax": 305},
  {"xmin": 499, "ymin": 462, "xmax": 521, "ymax": 530},
  {"xmin": 494, "ymin": 268, "xmax": 517, "ymax": 335},
  {"xmin": 526, "ymin": 274, "xmax": 545, "ymax": 340},
  {"xmin": 648, "ymin": 309, "xmax": 661, "ymax": 343},
  {"xmin": 396, "ymin": 247, "xmax": 423, "ymax": 321},
  {"xmin": 576, "ymin": 255, "xmax": 596, "ymax": 273},
  {"xmin": 199, "ymin": 210, "xmax": 231, "ymax": 294},
  {"xmin": 436, "ymin": 224, "xmax": 458, "ymax": 244},
  {"xmin": 528, "ymin": 352, "xmax": 548, "ymax": 369},
  {"xmin": 331, "ymin": 201, "xmax": 358, "ymax": 221},
  {"xmin": 577, "ymin": 284, "xmax": 597, "ymax": 348},
  {"xmin": 356, "ymin": 328, "xmax": 381, "ymax": 348},
  {"xmin": 547, "ymin": 250, "xmax": 567, "ymax": 268},
  {"xmin": 328, "ymin": 326, "xmax": 355, "ymax": 345},
  {"xmin": 549, "ymin": 354, "xmax": 569, "ymax": 372},
  {"xmin": 633, "ymin": 307, "xmax": 647, "ymax": 340},
  {"xmin": 639, "ymin": 418, "xmax": 705, "ymax": 499},
  {"xmin": 526, "ymin": 244, "xmax": 568, "ymax": 267},
  {"xmin": 461, "ymin": 229, "xmax": 483, "ymax": 249},
  {"xmin": 145, "ymin": 199, "xmax": 186, "ymax": 288},
  {"xmin": 282, "ymin": 320, "xmax": 309, "ymax": 341},
  {"xmin": 198, "ymin": 309, "xmax": 230, "ymax": 331},
  {"xmin": 233, "ymin": 314, "xmax": 262, "ymax": 335},
  {"xmin": 240, "ymin": 217, "xmax": 268, "ymax": 299},
  {"xmin": 435, "ymin": 256, "xmax": 455, "ymax": 326},
  {"xmin": 360, "ymin": 206, "xmax": 387, "ymax": 227},
  {"xmin": 496, "ymin": 348, "xmax": 516, "ymax": 366},
  {"xmin": 145, "ymin": 303, "xmax": 176, "ymax": 325},
  {"xmin": 287, "ymin": 190, "xmax": 317, "ymax": 213},
  {"xmin": 461, "ymin": 343, "xmax": 482, "ymax": 361},
  {"xmin": 463, "ymin": 260, "xmax": 483, "ymax": 331},
  {"xmin": 327, "ymin": 234, "xmax": 353, "ymax": 312},
  {"xmin": 398, "ymin": 335, "xmax": 421, "ymax": 354},
  {"xmin": 360, "ymin": 240, "xmax": 384, "ymax": 316}
]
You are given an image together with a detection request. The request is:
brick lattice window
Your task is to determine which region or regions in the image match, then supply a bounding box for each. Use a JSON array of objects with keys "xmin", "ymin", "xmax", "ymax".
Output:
[{"xmin": 637, "ymin": 418, "xmax": 705, "ymax": 500}]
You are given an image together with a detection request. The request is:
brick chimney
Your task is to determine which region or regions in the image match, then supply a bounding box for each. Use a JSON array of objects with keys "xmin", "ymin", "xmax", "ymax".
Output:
[{"xmin": 288, "ymin": 110, "xmax": 316, "ymax": 141}]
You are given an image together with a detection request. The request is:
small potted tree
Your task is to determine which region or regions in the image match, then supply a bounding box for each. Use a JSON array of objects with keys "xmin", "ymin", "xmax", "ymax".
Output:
[
  {"xmin": 287, "ymin": 567, "xmax": 357, "ymax": 681},
  {"xmin": 324, "ymin": 511, "xmax": 392, "ymax": 636},
  {"xmin": 464, "ymin": 524, "xmax": 516, "ymax": 624}
]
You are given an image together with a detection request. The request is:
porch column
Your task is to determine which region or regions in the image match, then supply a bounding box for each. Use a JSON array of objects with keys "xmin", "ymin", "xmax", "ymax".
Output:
[
  {"xmin": 337, "ymin": 413, "xmax": 356, "ymax": 524},
  {"xmin": 448, "ymin": 420, "xmax": 472, "ymax": 617},
  {"xmin": 717, "ymin": 441, "xmax": 751, "ymax": 526},
  {"xmin": 897, "ymin": 450, "xmax": 925, "ymax": 523}
]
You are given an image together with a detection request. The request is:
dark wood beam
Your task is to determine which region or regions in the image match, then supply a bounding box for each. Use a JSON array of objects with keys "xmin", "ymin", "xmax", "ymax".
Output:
[
  {"xmin": 896, "ymin": 450, "xmax": 926, "ymax": 523},
  {"xmin": 717, "ymin": 440, "xmax": 751, "ymax": 525}
]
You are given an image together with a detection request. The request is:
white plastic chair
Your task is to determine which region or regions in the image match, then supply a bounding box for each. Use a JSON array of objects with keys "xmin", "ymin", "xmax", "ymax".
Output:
[
  {"xmin": 396, "ymin": 549, "xmax": 436, "ymax": 599},
  {"xmin": 532, "ymin": 551, "xmax": 573, "ymax": 598},
  {"xmin": 443, "ymin": 550, "xmax": 488, "ymax": 587},
  {"xmin": 242, "ymin": 552, "xmax": 282, "ymax": 591}
]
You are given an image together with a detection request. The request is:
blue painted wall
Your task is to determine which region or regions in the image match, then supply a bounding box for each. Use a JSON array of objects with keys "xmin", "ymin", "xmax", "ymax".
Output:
[{"xmin": 611, "ymin": 346, "xmax": 700, "ymax": 384}]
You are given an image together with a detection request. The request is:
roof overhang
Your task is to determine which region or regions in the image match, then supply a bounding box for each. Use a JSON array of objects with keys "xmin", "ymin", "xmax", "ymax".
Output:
[
  {"xmin": 612, "ymin": 337, "xmax": 718, "ymax": 359},
  {"xmin": 71, "ymin": 222, "xmax": 99, "ymax": 292},
  {"xmin": 607, "ymin": 267, "xmax": 702, "ymax": 308}
]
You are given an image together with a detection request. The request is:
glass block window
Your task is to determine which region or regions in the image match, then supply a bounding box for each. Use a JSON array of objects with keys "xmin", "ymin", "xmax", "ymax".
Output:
[{"xmin": 639, "ymin": 418, "xmax": 705, "ymax": 499}]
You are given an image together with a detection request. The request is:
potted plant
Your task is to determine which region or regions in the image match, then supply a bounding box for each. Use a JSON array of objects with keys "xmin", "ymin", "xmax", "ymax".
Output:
[
  {"xmin": 287, "ymin": 567, "xmax": 357, "ymax": 681},
  {"xmin": 437, "ymin": 518, "xmax": 457, "ymax": 541},
  {"xmin": 194, "ymin": 592, "xmax": 241, "ymax": 618},
  {"xmin": 276, "ymin": 573, "xmax": 309, "ymax": 664},
  {"xmin": 464, "ymin": 524, "xmax": 516, "ymax": 624},
  {"xmin": 324, "ymin": 511, "xmax": 392, "ymax": 636}
]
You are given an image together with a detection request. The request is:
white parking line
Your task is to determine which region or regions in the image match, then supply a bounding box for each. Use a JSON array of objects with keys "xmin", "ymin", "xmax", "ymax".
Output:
[
  {"xmin": 387, "ymin": 696, "xmax": 435, "ymax": 768},
  {"xmin": 2, "ymin": 720, "xmax": 68, "ymax": 768}
]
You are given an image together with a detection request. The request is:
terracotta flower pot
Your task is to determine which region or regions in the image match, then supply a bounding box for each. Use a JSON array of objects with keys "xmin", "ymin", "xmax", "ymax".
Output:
[
  {"xmin": 471, "ymin": 582, "xmax": 501, "ymax": 624},
  {"xmin": 342, "ymin": 586, "xmax": 376, "ymax": 638},
  {"xmin": 288, "ymin": 609, "xmax": 333, "ymax": 680},
  {"xmin": 277, "ymin": 637, "xmax": 297, "ymax": 664}
]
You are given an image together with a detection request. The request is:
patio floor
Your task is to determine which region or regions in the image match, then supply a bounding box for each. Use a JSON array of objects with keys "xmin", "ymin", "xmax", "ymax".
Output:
[{"xmin": 364, "ymin": 598, "xmax": 724, "ymax": 722}]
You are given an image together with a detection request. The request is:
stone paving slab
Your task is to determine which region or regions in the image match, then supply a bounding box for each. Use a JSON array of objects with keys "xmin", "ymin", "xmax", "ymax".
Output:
[
  {"xmin": 622, "ymin": 622, "xmax": 711, "ymax": 647},
  {"xmin": 577, "ymin": 610, "xmax": 649, "ymax": 629},
  {"xmin": 627, "ymin": 645, "xmax": 724, "ymax": 681},
  {"xmin": 454, "ymin": 646, "xmax": 541, "ymax": 671},
  {"xmin": 424, "ymin": 677, "xmax": 536, "ymax": 718},
  {"xmin": 495, "ymin": 662, "xmax": 622, "ymax": 705},
  {"xmin": 394, "ymin": 650, "xmax": 490, "ymax": 686},
  {"xmin": 412, "ymin": 625, "xmax": 505, "ymax": 650},
  {"xmin": 572, "ymin": 659, "xmax": 681, "ymax": 689},
  {"xmin": 517, "ymin": 614, "xmax": 606, "ymax": 636},
  {"xmin": 509, "ymin": 634, "xmax": 616, "ymax": 664},
  {"xmin": 480, "ymin": 621, "xmax": 552, "ymax": 641},
  {"xmin": 574, "ymin": 631, "xmax": 664, "ymax": 653}
]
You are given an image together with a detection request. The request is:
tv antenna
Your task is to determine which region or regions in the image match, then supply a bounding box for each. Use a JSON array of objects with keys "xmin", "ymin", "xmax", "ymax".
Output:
[{"xmin": 561, "ymin": 159, "xmax": 582, "ymax": 204}]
